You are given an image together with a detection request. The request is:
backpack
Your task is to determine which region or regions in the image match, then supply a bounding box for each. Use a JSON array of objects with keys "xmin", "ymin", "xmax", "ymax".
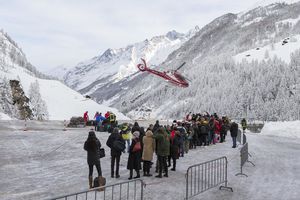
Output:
[
  {"xmin": 113, "ymin": 139, "xmax": 126, "ymax": 152},
  {"xmin": 200, "ymin": 125, "xmax": 207, "ymax": 134},
  {"xmin": 132, "ymin": 141, "xmax": 141, "ymax": 152},
  {"xmin": 94, "ymin": 176, "xmax": 106, "ymax": 190}
]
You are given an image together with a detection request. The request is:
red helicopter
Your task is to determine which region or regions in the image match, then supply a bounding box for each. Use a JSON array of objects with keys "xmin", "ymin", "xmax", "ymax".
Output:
[{"xmin": 137, "ymin": 58, "xmax": 189, "ymax": 88}]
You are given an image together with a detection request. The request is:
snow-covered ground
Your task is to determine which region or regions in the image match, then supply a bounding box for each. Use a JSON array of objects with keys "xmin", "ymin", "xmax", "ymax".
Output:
[
  {"xmin": 261, "ymin": 120, "xmax": 300, "ymax": 139},
  {"xmin": 0, "ymin": 112, "xmax": 12, "ymax": 120},
  {"xmin": 0, "ymin": 120, "xmax": 299, "ymax": 200}
]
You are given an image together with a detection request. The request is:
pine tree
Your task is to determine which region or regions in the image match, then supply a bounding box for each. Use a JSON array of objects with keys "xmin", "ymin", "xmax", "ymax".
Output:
[{"xmin": 28, "ymin": 80, "xmax": 49, "ymax": 120}]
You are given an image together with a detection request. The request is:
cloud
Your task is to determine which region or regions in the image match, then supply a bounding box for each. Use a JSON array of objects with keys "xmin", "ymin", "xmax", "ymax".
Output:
[{"xmin": 0, "ymin": 0, "xmax": 260, "ymax": 71}]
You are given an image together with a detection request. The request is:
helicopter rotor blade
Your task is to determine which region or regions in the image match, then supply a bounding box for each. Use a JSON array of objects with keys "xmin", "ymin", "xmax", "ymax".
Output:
[{"xmin": 175, "ymin": 62, "xmax": 186, "ymax": 71}]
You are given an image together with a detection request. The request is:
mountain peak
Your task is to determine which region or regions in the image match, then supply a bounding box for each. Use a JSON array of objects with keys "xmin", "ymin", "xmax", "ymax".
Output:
[
  {"xmin": 251, "ymin": 0, "xmax": 299, "ymax": 9},
  {"xmin": 165, "ymin": 30, "xmax": 184, "ymax": 40},
  {"xmin": 98, "ymin": 48, "xmax": 116, "ymax": 63}
]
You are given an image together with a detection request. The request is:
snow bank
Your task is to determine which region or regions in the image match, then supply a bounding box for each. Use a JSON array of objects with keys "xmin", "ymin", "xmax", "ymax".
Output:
[
  {"xmin": 261, "ymin": 120, "xmax": 300, "ymax": 139},
  {"xmin": 1, "ymin": 64, "xmax": 130, "ymax": 121},
  {"xmin": 0, "ymin": 112, "xmax": 12, "ymax": 120}
]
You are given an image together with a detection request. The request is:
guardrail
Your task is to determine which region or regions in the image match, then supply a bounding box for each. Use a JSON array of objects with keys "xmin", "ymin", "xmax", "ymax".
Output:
[
  {"xmin": 185, "ymin": 156, "xmax": 233, "ymax": 200},
  {"xmin": 235, "ymin": 143, "xmax": 255, "ymax": 177},
  {"xmin": 50, "ymin": 179, "xmax": 145, "ymax": 200}
]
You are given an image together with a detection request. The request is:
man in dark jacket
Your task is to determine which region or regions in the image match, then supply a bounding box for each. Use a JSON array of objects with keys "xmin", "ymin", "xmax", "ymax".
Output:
[
  {"xmin": 153, "ymin": 120, "xmax": 160, "ymax": 134},
  {"xmin": 230, "ymin": 122, "xmax": 239, "ymax": 148},
  {"xmin": 106, "ymin": 128, "xmax": 125, "ymax": 178},
  {"xmin": 131, "ymin": 121, "xmax": 140, "ymax": 133},
  {"xmin": 169, "ymin": 130, "xmax": 180, "ymax": 171},
  {"xmin": 84, "ymin": 130, "xmax": 102, "ymax": 189},
  {"xmin": 153, "ymin": 127, "xmax": 170, "ymax": 178},
  {"xmin": 241, "ymin": 118, "xmax": 247, "ymax": 133}
]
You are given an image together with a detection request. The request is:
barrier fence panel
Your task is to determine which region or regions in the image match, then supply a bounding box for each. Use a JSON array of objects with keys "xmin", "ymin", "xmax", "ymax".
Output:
[
  {"xmin": 185, "ymin": 156, "xmax": 233, "ymax": 200},
  {"xmin": 237, "ymin": 129, "xmax": 242, "ymax": 145},
  {"xmin": 237, "ymin": 130, "xmax": 247, "ymax": 146},
  {"xmin": 242, "ymin": 133, "xmax": 247, "ymax": 145},
  {"xmin": 50, "ymin": 179, "xmax": 145, "ymax": 200},
  {"xmin": 235, "ymin": 143, "xmax": 255, "ymax": 177}
]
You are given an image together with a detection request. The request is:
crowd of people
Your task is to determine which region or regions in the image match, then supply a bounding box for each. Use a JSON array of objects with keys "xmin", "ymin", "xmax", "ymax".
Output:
[
  {"xmin": 83, "ymin": 112, "xmax": 244, "ymax": 189},
  {"xmin": 83, "ymin": 111, "xmax": 117, "ymax": 131}
]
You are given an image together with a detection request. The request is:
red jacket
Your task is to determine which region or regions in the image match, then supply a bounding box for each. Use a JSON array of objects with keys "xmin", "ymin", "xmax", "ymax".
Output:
[
  {"xmin": 83, "ymin": 112, "xmax": 89, "ymax": 122},
  {"xmin": 104, "ymin": 112, "xmax": 110, "ymax": 119},
  {"xmin": 215, "ymin": 120, "xmax": 221, "ymax": 134}
]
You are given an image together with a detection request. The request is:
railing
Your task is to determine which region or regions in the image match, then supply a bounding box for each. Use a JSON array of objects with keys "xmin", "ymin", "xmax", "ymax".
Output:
[
  {"xmin": 237, "ymin": 129, "xmax": 247, "ymax": 146},
  {"xmin": 185, "ymin": 156, "xmax": 233, "ymax": 200},
  {"xmin": 50, "ymin": 179, "xmax": 145, "ymax": 200},
  {"xmin": 235, "ymin": 143, "xmax": 255, "ymax": 177}
]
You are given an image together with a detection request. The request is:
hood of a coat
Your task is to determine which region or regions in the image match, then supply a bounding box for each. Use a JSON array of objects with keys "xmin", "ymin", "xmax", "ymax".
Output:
[{"xmin": 145, "ymin": 130, "xmax": 153, "ymax": 137}]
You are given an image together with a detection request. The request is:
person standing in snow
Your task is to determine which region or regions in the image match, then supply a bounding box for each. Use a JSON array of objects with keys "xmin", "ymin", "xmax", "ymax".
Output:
[
  {"xmin": 230, "ymin": 122, "xmax": 239, "ymax": 148},
  {"xmin": 104, "ymin": 111, "xmax": 110, "ymax": 119},
  {"xmin": 120, "ymin": 124, "xmax": 132, "ymax": 153},
  {"xmin": 241, "ymin": 118, "xmax": 247, "ymax": 133},
  {"xmin": 106, "ymin": 128, "xmax": 125, "ymax": 178},
  {"xmin": 84, "ymin": 130, "xmax": 103, "ymax": 189},
  {"xmin": 152, "ymin": 127, "xmax": 170, "ymax": 178},
  {"xmin": 142, "ymin": 127, "xmax": 155, "ymax": 176},
  {"xmin": 83, "ymin": 111, "xmax": 89, "ymax": 126},
  {"xmin": 176, "ymin": 122, "xmax": 187, "ymax": 157},
  {"xmin": 131, "ymin": 121, "xmax": 141, "ymax": 133},
  {"xmin": 127, "ymin": 131, "xmax": 142, "ymax": 179},
  {"xmin": 95, "ymin": 113, "xmax": 106, "ymax": 131},
  {"xmin": 153, "ymin": 120, "xmax": 160, "ymax": 134},
  {"xmin": 169, "ymin": 130, "xmax": 180, "ymax": 171}
]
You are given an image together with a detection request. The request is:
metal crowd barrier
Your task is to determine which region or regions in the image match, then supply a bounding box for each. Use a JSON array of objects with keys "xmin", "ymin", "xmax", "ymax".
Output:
[
  {"xmin": 50, "ymin": 179, "xmax": 145, "ymax": 200},
  {"xmin": 237, "ymin": 129, "xmax": 247, "ymax": 146},
  {"xmin": 235, "ymin": 143, "xmax": 255, "ymax": 177},
  {"xmin": 185, "ymin": 156, "xmax": 233, "ymax": 200},
  {"xmin": 237, "ymin": 129, "xmax": 242, "ymax": 144}
]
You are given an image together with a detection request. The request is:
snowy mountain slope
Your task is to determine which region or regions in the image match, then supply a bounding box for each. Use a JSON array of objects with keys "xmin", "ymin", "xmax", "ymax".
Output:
[
  {"xmin": 251, "ymin": 0, "xmax": 300, "ymax": 9},
  {"xmin": 62, "ymin": 27, "xmax": 200, "ymax": 103},
  {"xmin": 110, "ymin": 2, "xmax": 300, "ymax": 120},
  {"xmin": 45, "ymin": 65, "xmax": 71, "ymax": 80},
  {"xmin": 234, "ymin": 34, "xmax": 300, "ymax": 63},
  {"xmin": 0, "ymin": 30, "xmax": 128, "ymax": 120}
]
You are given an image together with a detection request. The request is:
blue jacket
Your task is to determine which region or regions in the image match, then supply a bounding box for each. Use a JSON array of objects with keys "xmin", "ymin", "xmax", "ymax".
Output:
[{"xmin": 96, "ymin": 115, "xmax": 106, "ymax": 122}]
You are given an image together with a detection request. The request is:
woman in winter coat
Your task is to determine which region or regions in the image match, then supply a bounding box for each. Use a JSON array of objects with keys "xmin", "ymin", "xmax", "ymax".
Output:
[
  {"xmin": 106, "ymin": 128, "xmax": 125, "ymax": 178},
  {"xmin": 169, "ymin": 130, "xmax": 180, "ymax": 171},
  {"xmin": 142, "ymin": 129, "xmax": 155, "ymax": 176},
  {"xmin": 127, "ymin": 131, "xmax": 142, "ymax": 179},
  {"xmin": 84, "ymin": 130, "xmax": 102, "ymax": 189}
]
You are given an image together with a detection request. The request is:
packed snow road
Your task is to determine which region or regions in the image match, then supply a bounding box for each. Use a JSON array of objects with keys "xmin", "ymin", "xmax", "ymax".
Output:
[{"xmin": 0, "ymin": 120, "xmax": 299, "ymax": 200}]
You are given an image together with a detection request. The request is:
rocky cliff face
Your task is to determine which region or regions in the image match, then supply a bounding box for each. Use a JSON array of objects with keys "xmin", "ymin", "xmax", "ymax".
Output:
[{"xmin": 9, "ymin": 80, "xmax": 32, "ymax": 120}]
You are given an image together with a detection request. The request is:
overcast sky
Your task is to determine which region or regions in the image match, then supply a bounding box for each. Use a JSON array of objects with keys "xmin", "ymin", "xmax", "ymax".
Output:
[{"xmin": 0, "ymin": 0, "xmax": 268, "ymax": 72}]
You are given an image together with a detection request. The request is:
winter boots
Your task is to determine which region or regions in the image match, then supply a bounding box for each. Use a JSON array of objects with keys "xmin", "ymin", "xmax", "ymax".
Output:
[
  {"xmin": 133, "ymin": 170, "xmax": 140, "ymax": 179},
  {"xmin": 129, "ymin": 170, "xmax": 140, "ymax": 179},
  {"xmin": 89, "ymin": 176, "xmax": 93, "ymax": 189},
  {"xmin": 128, "ymin": 170, "xmax": 133, "ymax": 180}
]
